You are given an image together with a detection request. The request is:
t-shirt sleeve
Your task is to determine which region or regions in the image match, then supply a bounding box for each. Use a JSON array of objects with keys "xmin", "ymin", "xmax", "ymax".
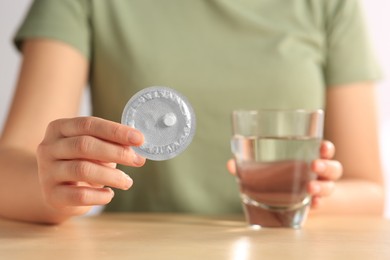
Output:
[
  {"xmin": 14, "ymin": 0, "xmax": 91, "ymax": 59},
  {"xmin": 324, "ymin": 0, "xmax": 381, "ymax": 86}
]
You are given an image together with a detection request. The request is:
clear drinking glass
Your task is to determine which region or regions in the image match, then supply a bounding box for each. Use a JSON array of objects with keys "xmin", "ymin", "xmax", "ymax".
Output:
[{"xmin": 231, "ymin": 109, "xmax": 324, "ymax": 228}]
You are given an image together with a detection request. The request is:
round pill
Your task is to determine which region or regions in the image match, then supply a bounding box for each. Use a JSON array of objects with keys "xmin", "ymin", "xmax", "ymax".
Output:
[{"xmin": 163, "ymin": 113, "xmax": 177, "ymax": 127}]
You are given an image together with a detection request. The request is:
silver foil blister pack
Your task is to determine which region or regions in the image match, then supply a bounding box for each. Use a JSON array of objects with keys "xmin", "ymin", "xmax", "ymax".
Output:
[{"xmin": 121, "ymin": 86, "xmax": 196, "ymax": 161}]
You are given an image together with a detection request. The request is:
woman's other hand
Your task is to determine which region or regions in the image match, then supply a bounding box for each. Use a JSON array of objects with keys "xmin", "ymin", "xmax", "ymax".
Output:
[
  {"xmin": 308, "ymin": 140, "xmax": 343, "ymax": 209},
  {"xmin": 226, "ymin": 140, "xmax": 343, "ymax": 210}
]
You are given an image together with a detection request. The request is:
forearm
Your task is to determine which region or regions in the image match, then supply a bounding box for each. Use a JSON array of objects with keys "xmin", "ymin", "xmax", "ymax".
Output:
[
  {"xmin": 310, "ymin": 179, "xmax": 385, "ymax": 216},
  {"xmin": 0, "ymin": 146, "xmax": 72, "ymax": 224}
]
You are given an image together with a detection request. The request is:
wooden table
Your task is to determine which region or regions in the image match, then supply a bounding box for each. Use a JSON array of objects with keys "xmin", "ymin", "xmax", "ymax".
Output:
[{"xmin": 1, "ymin": 213, "xmax": 389, "ymax": 259}]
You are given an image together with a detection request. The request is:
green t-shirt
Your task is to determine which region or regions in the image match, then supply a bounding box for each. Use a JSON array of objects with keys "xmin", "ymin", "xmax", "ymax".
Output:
[{"xmin": 15, "ymin": 0, "xmax": 380, "ymax": 214}]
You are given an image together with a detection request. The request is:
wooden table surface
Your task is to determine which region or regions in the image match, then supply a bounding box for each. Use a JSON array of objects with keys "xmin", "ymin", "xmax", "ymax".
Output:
[{"xmin": 1, "ymin": 213, "xmax": 390, "ymax": 260}]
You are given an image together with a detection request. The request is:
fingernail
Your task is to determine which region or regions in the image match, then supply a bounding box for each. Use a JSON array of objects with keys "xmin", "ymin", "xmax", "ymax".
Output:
[
  {"xmin": 107, "ymin": 188, "xmax": 115, "ymax": 198},
  {"xmin": 129, "ymin": 131, "xmax": 143, "ymax": 144},
  {"xmin": 123, "ymin": 173, "xmax": 133, "ymax": 189},
  {"xmin": 133, "ymin": 153, "xmax": 145, "ymax": 165}
]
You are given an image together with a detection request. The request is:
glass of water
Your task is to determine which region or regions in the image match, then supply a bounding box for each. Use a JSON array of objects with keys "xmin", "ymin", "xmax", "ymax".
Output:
[{"xmin": 231, "ymin": 109, "xmax": 324, "ymax": 228}]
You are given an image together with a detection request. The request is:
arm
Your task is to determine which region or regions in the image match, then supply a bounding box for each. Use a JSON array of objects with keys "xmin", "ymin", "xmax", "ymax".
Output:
[
  {"xmin": 0, "ymin": 39, "xmax": 144, "ymax": 224},
  {"xmin": 309, "ymin": 82, "xmax": 385, "ymax": 215},
  {"xmin": 0, "ymin": 39, "xmax": 86, "ymax": 223}
]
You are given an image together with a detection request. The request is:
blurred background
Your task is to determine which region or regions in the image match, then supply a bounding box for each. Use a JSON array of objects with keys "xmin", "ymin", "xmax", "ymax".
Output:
[{"xmin": 0, "ymin": 1, "xmax": 389, "ymax": 217}]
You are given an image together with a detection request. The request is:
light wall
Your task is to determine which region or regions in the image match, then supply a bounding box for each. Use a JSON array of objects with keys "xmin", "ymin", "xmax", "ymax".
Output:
[
  {"xmin": 0, "ymin": 0, "xmax": 91, "ymax": 124},
  {"xmin": 0, "ymin": 0, "xmax": 389, "ymax": 217},
  {"xmin": 361, "ymin": 0, "xmax": 390, "ymax": 218}
]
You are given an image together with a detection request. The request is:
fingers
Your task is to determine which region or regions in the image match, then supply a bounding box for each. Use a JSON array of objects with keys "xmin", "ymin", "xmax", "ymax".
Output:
[
  {"xmin": 51, "ymin": 135, "xmax": 145, "ymax": 166},
  {"xmin": 309, "ymin": 156, "xmax": 342, "ymax": 204},
  {"xmin": 55, "ymin": 160, "xmax": 133, "ymax": 190},
  {"xmin": 227, "ymin": 159, "xmax": 236, "ymax": 175},
  {"xmin": 310, "ymin": 196, "xmax": 322, "ymax": 209},
  {"xmin": 40, "ymin": 159, "xmax": 132, "ymax": 209},
  {"xmin": 308, "ymin": 140, "xmax": 341, "ymax": 209},
  {"xmin": 50, "ymin": 186, "xmax": 115, "ymax": 207},
  {"xmin": 307, "ymin": 180, "xmax": 335, "ymax": 197},
  {"xmin": 35, "ymin": 116, "xmax": 147, "ymax": 213},
  {"xmin": 320, "ymin": 140, "xmax": 335, "ymax": 159},
  {"xmin": 42, "ymin": 160, "xmax": 132, "ymax": 209},
  {"xmin": 308, "ymin": 180, "xmax": 334, "ymax": 210},
  {"xmin": 38, "ymin": 117, "xmax": 147, "ymax": 167},
  {"xmin": 46, "ymin": 117, "xmax": 144, "ymax": 146},
  {"xmin": 312, "ymin": 159, "xmax": 343, "ymax": 181}
]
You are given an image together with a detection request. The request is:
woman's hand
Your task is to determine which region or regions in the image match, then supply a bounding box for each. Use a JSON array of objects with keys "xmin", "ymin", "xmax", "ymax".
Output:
[
  {"xmin": 226, "ymin": 140, "xmax": 343, "ymax": 210},
  {"xmin": 36, "ymin": 116, "xmax": 145, "ymax": 216},
  {"xmin": 308, "ymin": 140, "xmax": 343, "ymax": 209}
]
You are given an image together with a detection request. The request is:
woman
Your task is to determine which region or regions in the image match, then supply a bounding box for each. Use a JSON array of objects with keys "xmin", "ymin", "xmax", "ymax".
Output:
[{"xmin": 0, "ymin": 0, "xmax": 384, "ymax": 223}]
